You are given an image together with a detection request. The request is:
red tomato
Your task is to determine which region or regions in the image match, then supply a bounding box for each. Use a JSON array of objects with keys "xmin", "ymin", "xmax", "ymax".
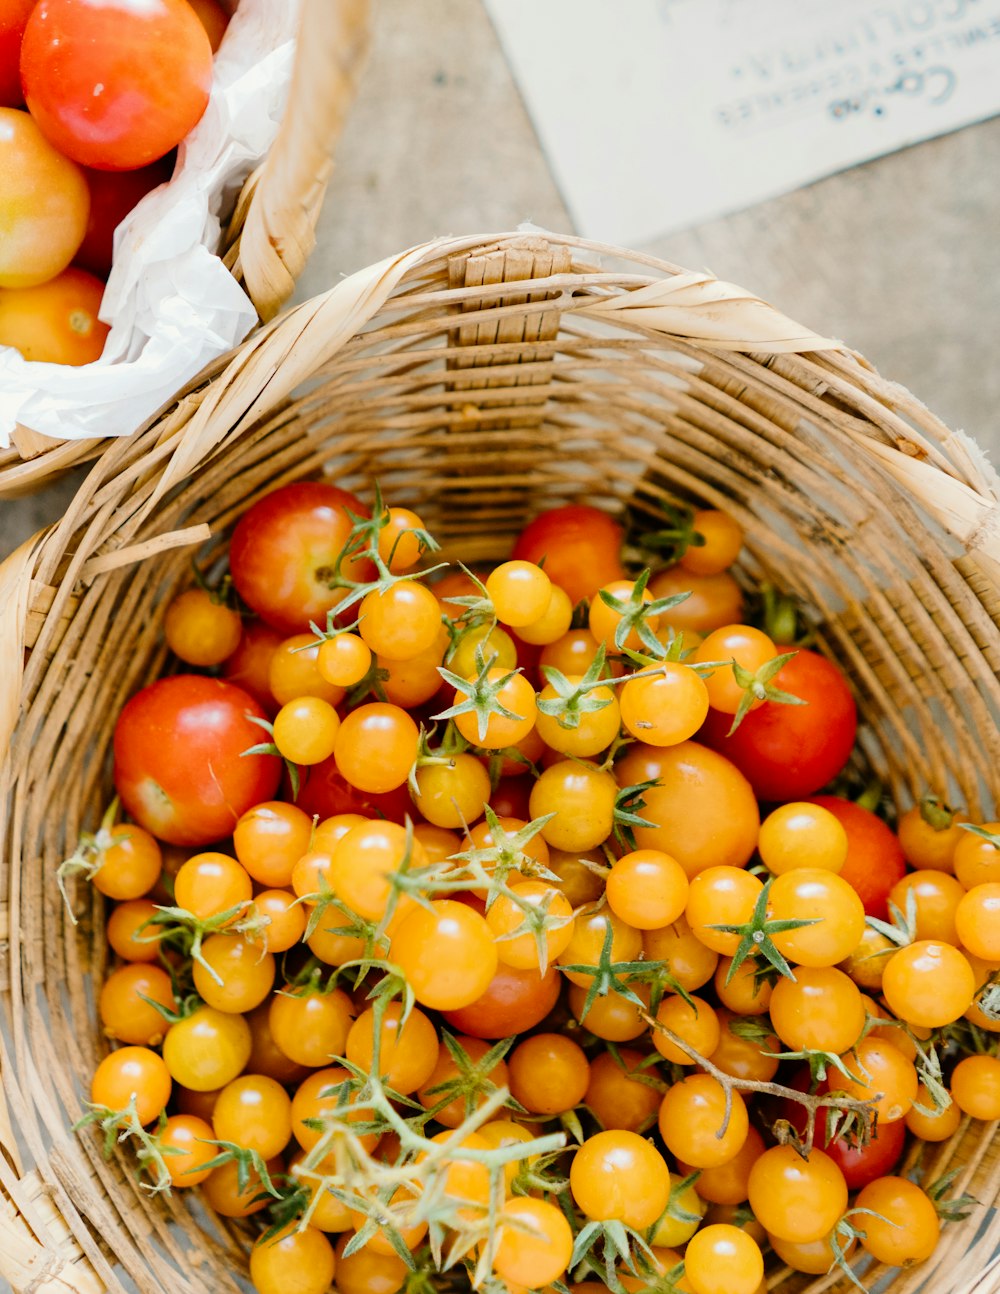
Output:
[
  {"xmin": 291, "ymin": 753, "xmax": 412, "ymax": 825},
  {"xmin": 229, "ymin": 482, "xmax": 375, "ymax": 635},
  {"xmin": 823, "ymin": 1115, "xmax": 906, "ymax": 1190},
  {"xmin": 113, "ymin": 676, "xmax": 281, "ymax": 846},
  {"xmin": 20, "ymin": 0, "xmax": 213, "ymax": 170},
  {"xmin": 0, "ymin": 0, "xmax": 35, "ymax": 107},
  {"xmin": 779, "ymin": 1072, "xmax": 906, "ymax": 1190},
  {"xmin": 512, "ymin": 505, "xmax": 625, "ymax": 606},
  {"xmin": 808, "ymin": 797, "xmax": 906, "ymax": 921},
  {"xmin": 75, "ymin": 158, "xmax": 173, "ymax": 278},
  {"xmin": 442, "ymin": 963, "xmax": 562, "ymax": 1039},
  {"xmin": 698, "ymin": 649, "xmax": 856, "ymax": 801}
]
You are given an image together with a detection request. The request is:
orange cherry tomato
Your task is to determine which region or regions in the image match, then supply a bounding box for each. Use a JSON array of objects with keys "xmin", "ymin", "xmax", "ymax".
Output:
[
  {"xmin": 254, "ymin": 889, "xmax": 306, "ymax": 954},
  {"xmin": 159, "ymin": 1114, "xmax": 217, "ymax": 1188},
  {"xmin": 391, "ymin": 900, "xmax": 498, "ymax": 1011},
  {"xmin": 692, "ymin": 624, "xmax": 777, "ymax": 715},
  {"xmin": 827, "ymin": 1035, "xmax": 919, "ymax": 1123},
  {"xmin": 679, "ymin": 510, "xmax": 744, "ymax": 576},
  {"xmin": 212, "ymin": 1074, "xmax": 292, "ymax": 1159},
  {"xmin": 268, "ymin": 985, "xmax": 355, "ymax": 1069},
  {"xmin": 769, "ymin": 965, "xmax": 866, "ymax": 1054},
  {"xmin": 570, "ymin": 1129, "xmax": 671, "ymax": 1230},
  {"xmin": 99, "ymin": 963, "xmax": 175, "ymax": 1046},
  {"xmin": 494, "ymin": 1197, "xmax": 574, "ymax": 1288},
  {"xmin": 164, "ymin": 588, "xmax": 242, "ymax": 667},
  {"xmin": 617, "ymin": 741, "xmax": 759, "ymax": 878},
  {"xmin": 647, "ymin": 566, "xmax": 744, "ymax": 635},
  {"xmin": 767, "ymin": 868, "xmax": 866, "ymax": 967},
  {"xmin": 685, "ymin": 867, "xmax": 763, "ymax": 955},
  {"xmin": 91, "ymin": 1046, "xmax": 171, "ymax": 1125},
  {"xmin": 334, "ymin": 702, "xmax": 420, "ymax": 794},
  {"xmin": 888, "ymin": 869, "xmax": 965, "ymax": 945},
  {"xmin": 249, "ymin": 1222, "xmax": 335, "ymax": 1294},
  {"xmin": 508, "ymin": 1033, "xmax": 590, "ymax": 1116},
  {"xmin": 658, "ymin": 1074, "xmax": 749, "ymax": 1168},
  {"xmin": 0, "ymin": 107, "xmax": 89, "ymax": 287},
  {"xmin": 618, "ymin": 663, "xmax": 710, "ymax": 747},
  {"xmin": 651, "ymin": 993, "xmax": 721, "ymax": 1065},
  {"xmin": 951, "ymin": 1054, "xmax": 1000, "ymax": 1120},
  {"xmin": 747, "ymin": 1145, "xmax": 847, "ymax": 1244},
  {"xmin": 853, "ymin": 1177, "xmax": 939, "ymax": 1266},
  {"xmin": 606, "ymin": 849, "xmax": 689, "ymax": 930},
  {"xmin": 898, "ymin": 802, "xmax": 968, "ymax": 872},
  {"xmin": 584, "ymin": 1047, "xmax": 663, "ymax": 1133},
  {"xmin": 105, "ymin": 899, "xmax": 163, "ymax": 962},
  {"xmin": 757, "ymin": 802, "xmax": 848, "ymax": 875},
  {"xmin": 881, "ymin": 940, "xmax": 975, "ymax": 1027},
  {"xmin": 0, "ymin": 266, "xmax": 108, "ymax": 364}
]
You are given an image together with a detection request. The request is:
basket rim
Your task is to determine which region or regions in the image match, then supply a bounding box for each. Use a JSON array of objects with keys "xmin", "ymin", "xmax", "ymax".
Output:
[{"xmin": 3, "ymin": 227, "xmax": 1000, "ymax": 1294}]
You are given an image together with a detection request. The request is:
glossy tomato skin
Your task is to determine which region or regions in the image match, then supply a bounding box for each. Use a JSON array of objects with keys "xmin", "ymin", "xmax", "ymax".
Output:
[
  {"xmin": 780, "ymin": 1076, "xmax": 906, "ymax": 1190},
  {"xmin": 808, "ymin": 797, "xmax": 907, "ymax": 921},
  {"xmin": 698, "ymin": 649, "xmax": 856, "ymax": 802},
  {"xmin": 0, "ymin": 106, "xmax": 89, "ymax": 288},
  {"xmin": 229, "ymin": 482, "xmax": 374, "ymax": 635},
  {"xmin": 0, "ymin": 267, "xmax": 108, "ymax": 364},
  {"xmin": 512, "ymin": 505, "xmax": 625, "ymax": 606},
  {"xmin": 823, "ymin": 1114, "xmax": 906, "ymax": 1189},
  {"xmin": 74, "ymin": 157, "xmax": 173, "ymax": 278},
  {"xmin": 441, "ymin": 963, "xmax": 561, "ymax": 1038},
  {"xmin": 0, "ymin": 0, "xmax": 35, "ymax": 106},
  {"xmin": 113, "ymin": 676, "xmax": 281, "ymax": 846},
  {"xmin": 20, "ymin": 0, "xmax": 213, "ymax": 170}
]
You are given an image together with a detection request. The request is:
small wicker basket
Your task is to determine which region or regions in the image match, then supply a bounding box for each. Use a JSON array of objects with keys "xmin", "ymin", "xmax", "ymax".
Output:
[
  {"xmin": 2, "ymin": 232, "xmax": 1000, "ymax": 1294},
  {"xmin": 0, "ymin": 0, "xmax": 369, "ymax": 501}
]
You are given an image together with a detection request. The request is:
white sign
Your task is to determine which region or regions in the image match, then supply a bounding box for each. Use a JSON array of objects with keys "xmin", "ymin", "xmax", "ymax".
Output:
[{"xmin": 485, "ymin": 0, "xmax": 1000, "ymax": 244}]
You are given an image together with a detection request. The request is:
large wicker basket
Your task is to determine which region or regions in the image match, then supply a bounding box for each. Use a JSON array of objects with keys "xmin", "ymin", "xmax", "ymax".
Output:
[
  {"xmin": 0, "ymin": 0, "xmax": 369, "ymax": 501},
  {"xmin": 2, "ymin": 232, "xmax": 999, "ymax": 1294}
]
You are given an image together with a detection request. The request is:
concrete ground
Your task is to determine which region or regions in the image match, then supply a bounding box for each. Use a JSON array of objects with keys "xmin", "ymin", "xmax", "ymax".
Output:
[{"xmin": 3, "ymin": 0, "xmax": 999, "ymax": 557}]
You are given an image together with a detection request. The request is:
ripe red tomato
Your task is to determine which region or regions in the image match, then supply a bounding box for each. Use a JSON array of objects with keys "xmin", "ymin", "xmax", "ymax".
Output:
[
  {"xmin": 779, "ymin": 1072, "xmax": 906, "ymax": 1190},
  {"xmin": 113, "ymin": 676, "xmax": 281, "ymax": 845},
  {"xmin": 20, "ymin": 0, "xmax": 213, "ymax": 170},
  {"xmin": 441, "ymin": 962, "xmax": 562, "ymax": 1038},
  {"xmin": 512, "ymin": 505, "xmax": 625, "ymax": 606},
  {"xmin": 0, "ymin": 0, "xmax": 35, "ymax": 107},
  {"xmin": 698, "ymin": 649, "xmax": 856, "ymax": 801},
  {"xmin": 229, "ymin": 482, "xmax": 375, "ymax": 635},
  {"xmin": 808, "ymin": 797, "xmax": 906, "ymax": 920},
  {"xmin": 75, "ymin": 157, "xmax": 173, "ymax": 278}
]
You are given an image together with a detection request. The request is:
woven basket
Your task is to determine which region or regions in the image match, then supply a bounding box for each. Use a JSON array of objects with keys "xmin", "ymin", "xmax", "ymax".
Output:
[
  {"xmin": 0, "ymin": 0, "xmax": 369, "ymax": 501},
  {"xmin": 2, "ymin": 231, "xmax": 1000, "ymax": 1294}
]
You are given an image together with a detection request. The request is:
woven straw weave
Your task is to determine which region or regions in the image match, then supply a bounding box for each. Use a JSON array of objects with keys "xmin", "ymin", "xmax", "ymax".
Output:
[{"xmin": 1, "ymin": 232, "xmax": 999, "ymax": 1294}]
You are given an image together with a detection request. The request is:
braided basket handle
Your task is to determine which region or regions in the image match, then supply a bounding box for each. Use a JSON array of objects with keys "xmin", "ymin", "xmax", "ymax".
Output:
[{"xmin": 223, "ymin": 0, "xmax": 371, "ymax": 321}]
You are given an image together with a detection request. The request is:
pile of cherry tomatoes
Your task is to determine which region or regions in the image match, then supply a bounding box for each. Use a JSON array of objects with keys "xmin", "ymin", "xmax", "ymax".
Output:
[
  {"xmin": 65, "ymin": 482, "xmax": 1000, "ymax": 1294},
  {"xmin": 0, "ymin": 0, "xmax": 227, "ymax": 365}
]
